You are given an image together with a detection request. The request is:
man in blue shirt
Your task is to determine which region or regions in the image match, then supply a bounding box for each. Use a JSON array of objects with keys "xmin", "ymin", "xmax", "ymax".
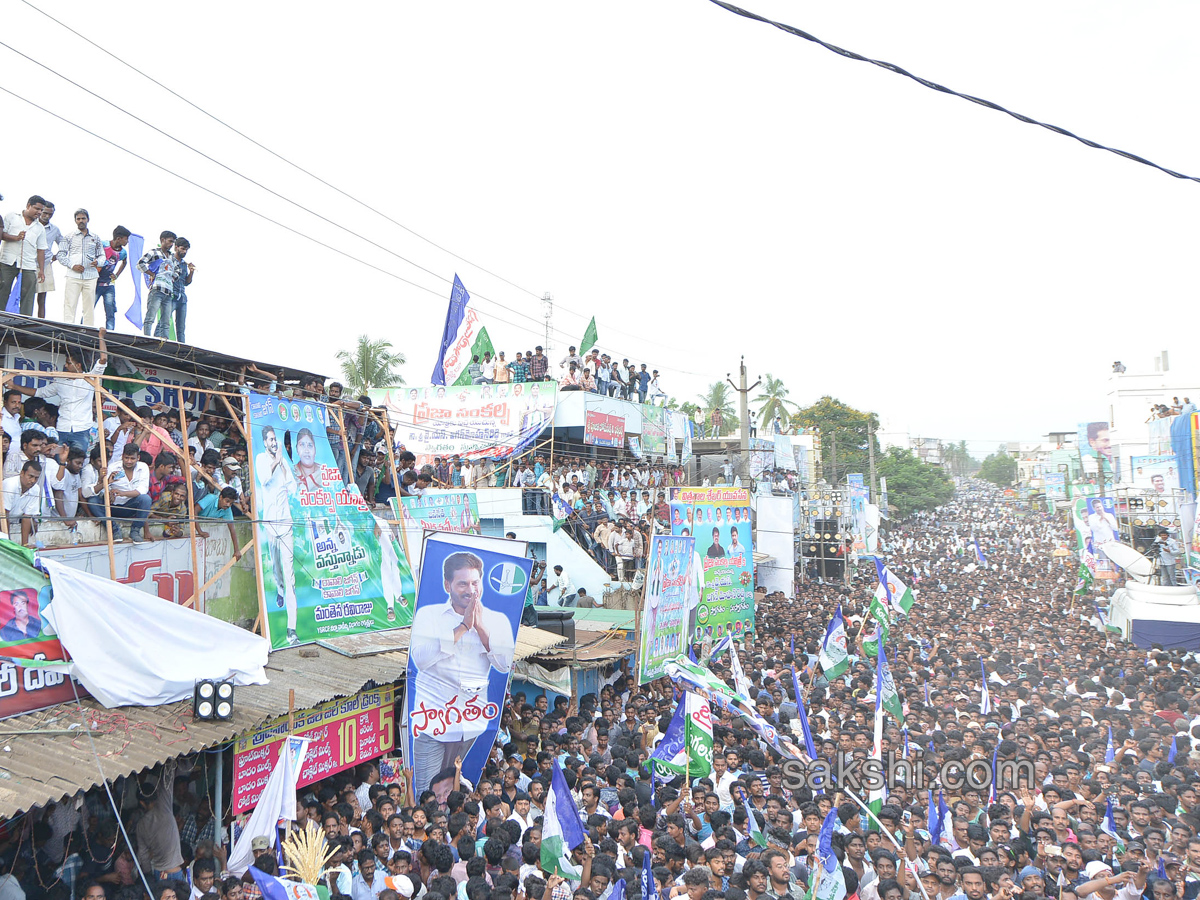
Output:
[{"xmin": 197, "ymin": 486, "xmax": 241, "ymax": 555}]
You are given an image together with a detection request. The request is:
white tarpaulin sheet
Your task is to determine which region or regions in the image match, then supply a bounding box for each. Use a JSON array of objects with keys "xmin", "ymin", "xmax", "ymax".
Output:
[
  {"xmin": 227, "ymin": 736, "xmax": 308, "ymax": 875},
  {"xmin": 36, "ymin": 556, "xmax": 269, "ymax": 708}
]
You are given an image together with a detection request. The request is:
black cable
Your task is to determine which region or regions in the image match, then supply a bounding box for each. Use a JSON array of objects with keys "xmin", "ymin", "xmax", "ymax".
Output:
[{"xmin": 705, "ymin": 0, "xmax": 1200, "ymax": 185}]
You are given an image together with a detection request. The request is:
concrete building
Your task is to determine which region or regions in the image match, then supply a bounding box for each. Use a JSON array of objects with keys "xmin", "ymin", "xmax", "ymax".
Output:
[{"xmin": 1105, "ymin": 351, "xmax": 1200, "ymax": 480}]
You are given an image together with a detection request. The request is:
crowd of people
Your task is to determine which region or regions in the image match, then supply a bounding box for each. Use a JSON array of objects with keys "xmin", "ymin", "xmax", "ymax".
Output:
[
  {"xmin": 463, "ymin": 346, "xmax": 668, "ymax": 407},
  {"xmin": 6, "ymin": 476, "xmax": 1199, "ymax": 900},
  {"xmin": 0, "ymin": 195, "xmax": 196, "ymax": 341}
]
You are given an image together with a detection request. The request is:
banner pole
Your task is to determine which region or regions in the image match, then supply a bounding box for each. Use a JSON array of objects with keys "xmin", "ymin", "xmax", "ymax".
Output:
[
  {"xmin": 241, "ymin": 401, "xmax": 270, "ymax": 639},
  {"xmin": 91, "ymin": 375, "xmax": 117, "ymax": 580},
  {"xmin": 176, "ymin": 400, "xmax": 203, "ymax": 607},
  {"xmin": 377, "ymin": 409, "xmax": 412, "ymax": 571}
]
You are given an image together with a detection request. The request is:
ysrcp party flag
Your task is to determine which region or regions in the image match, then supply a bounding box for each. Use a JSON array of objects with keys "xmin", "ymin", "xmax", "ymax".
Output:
[
  {"xmin": 580, "ymin": 316, "xmax": 599, "ymax": 356},
  {"xmin": 874, "ymin": 565, "xmax": 915, "ymax": 614},
  {"xmin": 406, "ymin": 534, "xmax": 532, "ymax": 800},
  {"xmin": 542, "ymin": 760, "xmax": 586, "ymax": 879},
  {"xmin": 432, "ymin": 274, "xmax": 486, "ymax": 386},
  {"xmin": 452, "ymin": 326, "xmax": 496, "ymax": 387},
  {"xmin": 819, "ymin": 603, "xmax": 849, "ymax": 679},
  {"xmin": 247, "ymin": 393, "xmax": 415, "ymax": 651},
  {"xmin": 648, "ymin": 691, "xmax": 713, "ymax": 779},
  {"xmin": 811, "ymin": 809, "xmax": 847, "ymax": 900},
  {"xmin": 638, "ymin": 535, "xmax": 696, "ymax": 684}
]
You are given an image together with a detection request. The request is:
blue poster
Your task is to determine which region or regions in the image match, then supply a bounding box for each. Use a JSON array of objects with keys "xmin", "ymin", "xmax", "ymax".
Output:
[{"xmin": 406, "ymin": 533, "xmax": 533, "ymax": 801}]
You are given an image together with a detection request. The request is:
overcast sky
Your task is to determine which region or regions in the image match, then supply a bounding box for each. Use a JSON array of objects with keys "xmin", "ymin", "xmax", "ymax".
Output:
[{"xmin": 4, "ymin": 0, "xmax": 1198, "ymax": 457}]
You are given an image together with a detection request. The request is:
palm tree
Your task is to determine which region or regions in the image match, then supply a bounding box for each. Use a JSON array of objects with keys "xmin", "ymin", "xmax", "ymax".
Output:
[
  {"xmin": 336, "ymin": 336, "xmax": 406, "ymax": 393},
  {"xmin": 752, "ymin": 373, "xmax": 797, "ymax": 429},
  {"xmin": 698, "ymin": 382, "xmax": 737, "ymax": 437}
]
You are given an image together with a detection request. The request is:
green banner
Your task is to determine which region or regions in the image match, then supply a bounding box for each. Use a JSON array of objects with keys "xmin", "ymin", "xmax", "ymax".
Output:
[
  {"xmin": 670, "ymin": 487, "xmax": 754, "ymax": 641},
  {"xmin": 246, "ymin": 392, "xmax": 415, "ymax": 649}
]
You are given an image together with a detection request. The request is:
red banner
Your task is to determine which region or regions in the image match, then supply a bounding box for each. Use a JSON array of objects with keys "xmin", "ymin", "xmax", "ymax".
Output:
[
  {"xmin": 231, "ymin": 685, "xmax": 395, "ymax": 814},
  {"xmin": 584, "ymin": 410, "xmax": 625, "ymax": 448}
]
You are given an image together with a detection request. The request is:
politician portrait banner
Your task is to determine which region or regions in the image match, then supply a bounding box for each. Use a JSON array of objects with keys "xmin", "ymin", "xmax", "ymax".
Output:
[
  {"xmin": 407, "ymin": 534, "xmax": 532, "ymax": 800},
  {"xmin": 1079, "ymin": 421, "xmax": 1116, "ymax": 467},
  {"xmin": 637, "ymin": 534, "xmax": 696, "ymax": 684},
  {"xmin": 246, "ymin": 392, "xmax": 415, "ymax": 650},
  {"xmin": 392, "ymin": 492, "xmax": 481, "ymax": 535},
  {"xmin": 370, "ymin": 383, "xmax": 556, "ymax": 468},
  {"xmin": 670, "ymin": 487, "xmax": 754, "ymax": 642},
  {"xmin": 642, "ymin": 405, "xmax": 667, "ymax": 458},
  {"xmin": 1130, "ymin": 454, "xmax": 1178, "ymax": 494}
]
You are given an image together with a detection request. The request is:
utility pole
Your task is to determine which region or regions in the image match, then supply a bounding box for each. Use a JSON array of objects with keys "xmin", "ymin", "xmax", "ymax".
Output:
[
  {"xmin": 542, "ymin": 292, "xmax": 553, "ymax": 358},
  {"xmin": 831, "ymin": 433, "xmax": 838, "ymax": 486},
  {"xmin": 868, "ymin": 423, "xmax": 877, "ymax": 505},
  {"xmin": 727, "ymin": 358, "xmax": 761, "ymax": 482}
]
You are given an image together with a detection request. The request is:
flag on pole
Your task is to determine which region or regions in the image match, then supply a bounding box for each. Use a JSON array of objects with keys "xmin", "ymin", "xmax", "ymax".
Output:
[
  {"xmin": 980, "ymin": 658, "xmax": 992, "ymax": 714},
  {"xmin": 431, "ymin": 274, "xmax": 484, "ymax": 386},
  {"xmin": 648, "ymin": 692, "xmax": 713, "ymax": 779},
  {"xmin": 790, "ymin": 633, "xmax": 795, "ymax": 658},
  {"xmin": 819, "ymin": 604, "xmax": 850, "ymax": 679},
  {"xmin": 810, "ymin": 808, "xmax": 848, "ymax": 900},
  {"xmin": 1168, "ymin": 736, "xmax": 1178, "ymax": 764},
  {"xmin": 874, "ymin": 556, "xmax": 892, "ymax": 607},
  {"xmin": 728, "ymin": 643, "xmax": 753, "ymax": 701},
  {"xmin": 609, "ymin": 879, "xmax": 626, "ymax": 900},
  {"xmin": 924, "ymin": 680, "xmax": 930, "ymax": 706},
  {"xmin": 1099, "ymin": 796, "xmax": 1125, "ymax": 851},
  {"xmin": 863, "ymin": 595, "xmax": 891, "ymax": 658},
  {"xmin": 228, "ymin": 736, "xmax": 309, "ymax": 874},
  {"xmin": 550, "ymin": 493, "xmax": 573, "ymax": 533},
  {"xmin": 929, "ymin": 789, "xmax": 951, "ymax": 849},
  {"xmin": 791, "ymin": 667, "xmax": 818, "ymax": 760},
  {"xmin": 989, "ymin": 746, "xmax": 998, "ymax": 802},
  {"xmin": 122, "ymin": 233, "xmax": 146, "ymax": 330},
  {"xmin": 973, "ymin": 539, "xmax": 987, "ymax": 565},
  {"xmin": 742, "ymin": 790, "xmax": 767, "ymax": 848},
  {"xmin": 580, "ymin": 316, "xmax": 599, "ymax": 356},
  {"xmin": 541, "ymin": 760, "xmax": 586, "ymax": 878},
  {"xmin": 710, "ymin": 632, "xmax": 733, "ymax": 662},
  {"xmin": 1105, "ymin": 726, "xmax": 1115, "ymax": 763},
  {"xmin": 869, "ymin": 648, "xmax": 891, "ymax": 826},
  {"xmin": 639, "ymin": 841, "xmax": 655, "ymax": 900},
  {"xmin": 451, "ymin": 326, "xmax": 496, "ymax": 386},
  {"xmin": 1076, "ymin": 564, "xmax": 1094, "ymax": 597},
  {"xmin": 874, "ymin": 565, "xmax": 916, "ymax": 614}
]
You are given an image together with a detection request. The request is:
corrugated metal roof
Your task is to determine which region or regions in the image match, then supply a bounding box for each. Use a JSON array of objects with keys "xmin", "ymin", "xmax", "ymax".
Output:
[
  {"xmin": 0, "ymin": 626, "xmax": 566, "ymax": 820},
  {"xmin": 532, "ymin": 629, "xmax": 635, "ymax": 665},
  {"xmin": 318, "ymin": 624, "xmax": 567, "ymax": 661}
]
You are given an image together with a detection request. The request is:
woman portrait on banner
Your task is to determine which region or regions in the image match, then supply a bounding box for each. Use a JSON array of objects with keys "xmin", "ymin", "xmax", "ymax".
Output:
[{"xmin": 293, "ymin": 428, "xmax": 323, "ymax": 493}]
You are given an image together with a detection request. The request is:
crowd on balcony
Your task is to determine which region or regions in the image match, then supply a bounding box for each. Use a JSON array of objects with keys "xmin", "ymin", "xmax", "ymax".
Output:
[{"xmin": 463, "ymin": 346, "xmax": 668, "ymax": 406}]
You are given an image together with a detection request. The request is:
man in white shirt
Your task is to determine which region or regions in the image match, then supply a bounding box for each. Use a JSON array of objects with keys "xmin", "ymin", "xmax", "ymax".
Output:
[
  {"xmin": 409, "ymin": 550, "xmax": 515, "ymax": 799},
  {"xmin": 26, "ymin": 327, "xmax": 108, "ymax": 452},
  {"xmin": 1, "ymin": 390, "xmax": 22, "ymax": 449},
  {"xmin": 85, "ymin": 441, "xmax": 151, "ymax": 541},
  {"xmin": 256, "ymin": 425, "xmax": 299, "ymax": 644},
  {"xmin": 0, "ymin": 195, "xmax": 48, "ymax": 316},
  {"xmin": 48, "ymin": 446, "xmax": 86, "ymax": 524},
  {"xmin": 3, "ymin": 460, "xmax": 45, "ymax": 545},
  {"xmin": 548, "ymin": 565, "xmax": 573, "ymax": 605}
]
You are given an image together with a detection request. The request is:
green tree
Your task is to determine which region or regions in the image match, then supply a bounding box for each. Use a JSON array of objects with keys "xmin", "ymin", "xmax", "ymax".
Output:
[
  {"xmin": 676, "ymin": 400, "xmax": 700, "ymax": 418},
  {"xmin": 941, "ymin": 440, "xmax": 977, "ymax": 477},
  {"xmin": 336, "ymin": 336, "xmax": 406, "ymax": 393},
  {"xmin": 875, "ymin": 447, "xmax": 955, "ymax": 517},
  {"xmin": 791, "ymin": 396, "xmax": 879, "ymax": 484},
  {"xmin": 698, "ymin": 382, "xmax": 737, "ymax": 437},
  {"xmin": 978, "ymin": 451, "xmax": 1018, "ymax": 487},
  {"xmin": 752, "ymin": 373, "xmax": 797, "ymax": 429}
]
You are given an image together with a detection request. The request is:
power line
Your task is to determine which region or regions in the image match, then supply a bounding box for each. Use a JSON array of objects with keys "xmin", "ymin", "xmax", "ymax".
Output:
[
  {"xmin": 0, "ymin": 85, "xmax": 557, "ymax": 346},
  {"xmin": 705, "ymin": 0, "xmax": 1200, "ymax": 185},
  {"xmin": 11, "ymin": 0, "xmax": 713, "ymax": 365}
]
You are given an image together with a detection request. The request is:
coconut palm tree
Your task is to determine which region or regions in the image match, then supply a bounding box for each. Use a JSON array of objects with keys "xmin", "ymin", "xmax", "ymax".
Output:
[
  {"xmin": 336, "ymin": 336, "xmax": 406, "ymax": 393},
  {"xmin": 698, "ymin": 382, "xmax": 737, "ymax": 437},
  {"xmin": 753, "ymin": 373, "xmax": 797, "ymax": 429}
]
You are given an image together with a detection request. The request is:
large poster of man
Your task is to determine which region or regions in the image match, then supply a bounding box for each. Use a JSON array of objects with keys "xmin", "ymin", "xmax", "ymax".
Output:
[
  {"xmin": 407, "ymin": 534, "xmax": 532, "ymax": 799},
  {"xmin": 1076, "ymin": 497, "xmax": 1118, "ymax": 580},
  {"xmin": 0, "ymin": 541, "xmax": 74, "ymax": 719},
  {"xmin": 247, "ymin": 392, "xmax": 415, "ymax": 650},
  {"xmin": 1079, "ymin": 421, "xmax": 1116, "ymax": 466},
  {"xmin": 670, "ymin": 487, "xmax": 754, "ymax": 642},
  {"xmin": 637, "ymin": 535, "xmax": 696, "ymax": 684},
  {"xmin": 1131, "ymin": 455, "xmax": 1178, "ymax": 494}
]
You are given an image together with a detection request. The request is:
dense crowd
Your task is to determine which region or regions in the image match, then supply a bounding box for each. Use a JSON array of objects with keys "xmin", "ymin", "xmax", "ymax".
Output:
[
  {"xmin": 463, "ymin": 346, "xmax": 668, "ymax": 407},
  {"xmin": 6, "ymin": 481, "xmax": 1199, "ymax": 900}
]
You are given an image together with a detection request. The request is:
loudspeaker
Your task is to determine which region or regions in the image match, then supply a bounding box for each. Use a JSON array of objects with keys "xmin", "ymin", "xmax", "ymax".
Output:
[{"xmin": 1132, "ymin": 525, "xmax": 1157, "ymax": 556}]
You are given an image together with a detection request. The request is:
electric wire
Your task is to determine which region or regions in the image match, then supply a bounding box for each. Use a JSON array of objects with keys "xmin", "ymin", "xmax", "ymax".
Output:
[
  {"xmin": 7, "ymin": 1, "xmax": 717, "ymax": 365},
  {"xmin": 705, "ymin": 0, "xmax": 1200, "ymax": 185}
]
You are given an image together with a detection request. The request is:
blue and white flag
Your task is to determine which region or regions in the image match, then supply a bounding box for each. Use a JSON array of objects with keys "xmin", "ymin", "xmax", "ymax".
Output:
[
  {"xmin": 791, "ymin": 667, "xmax": 818, "ymax": 761},
  {"xmin": 980, "ymin": 657, "xmax": 992, "ymax": 714},
  {"xmin": 122, "ymin": 233, "xmax": 146, "ymax": 330},
  {"xmin": 609, "ymin": 879, "xmax": 626, "ymax": 900},
  {"xmin": 1105, "ymin": 726, "xmax": 1115, "ymax": 763},
  {"xmin": 249, "ymin": 869, "xmax": 320, "ymax": 900},
  {"xmin": 929, "ymin": 789, "xmax": 951, "ymax": 848},
  {"xmin": 541, "ymin": 760, "xmax": 586, "ymax": 878},
  {"xmin": 710, "ymin": 632, "xmax": 733, "ymax": 661},
  {"xmin": 1100, "ymin": 795, "xmax": 1119, "ymax": 839},
  {"xmin": 1168, "ymin": 736, "xmax": 1178, "ymax": 764},
  {"xmin": 431, "ymin": 274, "xmax": 481, "ymax": 386},
  {"xmin": 6, "ymin": 272, "xmax": 21, "ymax": 313},
  {"xmin": 639, "ymin": 842, "xmax": 655, "ymax": 900},
  {"xmin": 813, "ymin": 808, "xmax": 847, "ymax": 900},
  {"xmin": 973, "ymin": 539, "xmax": 987, "ymax": 565},
  {"xmin": 989, "ymin": 746, "xmax": 998, "ymax": 802}
]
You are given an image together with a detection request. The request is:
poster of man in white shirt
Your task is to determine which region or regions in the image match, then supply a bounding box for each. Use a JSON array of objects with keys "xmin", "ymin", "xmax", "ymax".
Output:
[
  {"xmin": 1087, "ymin": 497, "xmax": 1119, "ymax": 560},
  {"xmin": 407, "ymin": 535, "xmax": 531, "ymax": 800}
]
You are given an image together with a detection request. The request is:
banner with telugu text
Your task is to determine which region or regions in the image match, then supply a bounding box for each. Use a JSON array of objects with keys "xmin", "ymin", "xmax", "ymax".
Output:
[
  {"xmin": 246, "ymin": 392, "xmax": 415, "ymax": 650},
  {"xmin": 670, "ymin": 487, "xmax": 754, "ymax": 641},
  {"xmin": 371, "ymin": 383, "xmax": 556, "ymax": 468},
  {"xmin": 637, "ymin": 535, "xmax": 696, "ymax": 684}
]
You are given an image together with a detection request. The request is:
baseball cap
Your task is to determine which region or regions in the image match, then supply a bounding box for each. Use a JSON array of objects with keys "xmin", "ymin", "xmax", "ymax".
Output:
[
  {"xmin": 221, "ymin": 457, "xmax": 238, "ymax": 467},
  {"xmin": 251, "ymin": 835, "xmax": 271, "ymax": 851}
]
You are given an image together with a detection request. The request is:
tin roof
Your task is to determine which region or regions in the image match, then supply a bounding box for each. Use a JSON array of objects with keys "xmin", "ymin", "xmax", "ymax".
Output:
[{"xmin": 0, "ymin": 625, "xmax": 566, "ymax": 819}]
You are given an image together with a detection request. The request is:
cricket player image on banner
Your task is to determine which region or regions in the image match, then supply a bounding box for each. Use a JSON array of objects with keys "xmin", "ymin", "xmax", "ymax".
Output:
[
  {"xmin": 407, "ymin": 534, "xmax": 533, "ymax": 799},
  {"xmin": 247, "ymin": 392, "xmax": 415, "ymax": 650},
  {"xmin": 637, "ymin": 534, "xmax": 696, "ymax": 684},
  {"xmin": 670, "ymin": 487, "xmax": 754, "ymax": 642}
]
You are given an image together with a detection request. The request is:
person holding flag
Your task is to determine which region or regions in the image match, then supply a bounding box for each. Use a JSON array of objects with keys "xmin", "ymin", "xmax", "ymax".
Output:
[{"xmin": 819, "ymin": 603, "xmax": 850, "ymax": 679}]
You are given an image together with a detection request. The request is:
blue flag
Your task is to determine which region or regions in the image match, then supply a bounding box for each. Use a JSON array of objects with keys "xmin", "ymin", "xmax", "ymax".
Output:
[
  {"xmin": 980, "ymin": 657, "xmax": 992, "ymax": 714},
  {"xmin": 1105, "ymin": 726, "xmax": 1115, "ymax": 763},
  {"xmin": 431, "ymin": 273, "xmax": 470, "ymax": 385},
  {"xmin": 640, "ymin": 841, "xmax": 655, "ymax": 900},
  {"xmin": 989, "ymin": 746, "xmax": 998, "ymax": 801},
  {"xmin": 929, "ymin": 789, "xmax": 949, "ymax": 847},
  {"xmin": 791, "ymin": 667, "xmax": 819, "ymax": 761},
  {"xmin": 974, "ymin": 539, "xmax": 987, "ymax": 565},
  {"xmin": 249, "ymin": 868, "xmax": 318, "ymax": 900},
  {"xmin": 817, "ymin": 807, "xmax": 839, "ymax": 872},
  {"xmin": 790, "ymin": 633, "xmax": 795, "ymax": 658},
  {"xmin": 874, "ymin": 556, "xmax": 893, "ymax": 607},
  {"xmin": 122, "ymin": 233, "xmax": 146, "ymax": 329},
  {"xmin": 6, "ymin": 272, "xmax": 20, "ymax": 313},
  {"xmin": 1169, "ymin": 736, "xmax": 1178, "ymax": 764},
  {"xmin": 610, "ymin": 878, "xmax": 626, "ymax": 900}
]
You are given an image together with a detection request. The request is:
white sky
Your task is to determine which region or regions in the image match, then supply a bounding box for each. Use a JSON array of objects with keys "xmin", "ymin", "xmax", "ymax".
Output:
[{"xmin": 3, "ymin": 0, "xmax": 1198, "ymax": 458}]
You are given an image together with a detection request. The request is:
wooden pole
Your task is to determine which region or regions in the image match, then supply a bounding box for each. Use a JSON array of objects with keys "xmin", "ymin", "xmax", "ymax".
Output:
[
  {"xmin": 377, "ymin": 410, "xmax": 412, "ymax": 569},
  {"xmin": 184, "ymin": 538, "xmax": 255, "ymax": 608},
  {"xmin": 91, "ymin": 376, "xmax": 117, "ymax": 580},
  {"xmin": 215, "ymin": 394, "xmax": 250, "ymax": 442},
  {"xmin": 241, "ymin": 397, "xmax": 270, "ymax": 639},
  {"xmin": 175, "ymin": 400, "xmax": 203, "ymax": 607}
]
